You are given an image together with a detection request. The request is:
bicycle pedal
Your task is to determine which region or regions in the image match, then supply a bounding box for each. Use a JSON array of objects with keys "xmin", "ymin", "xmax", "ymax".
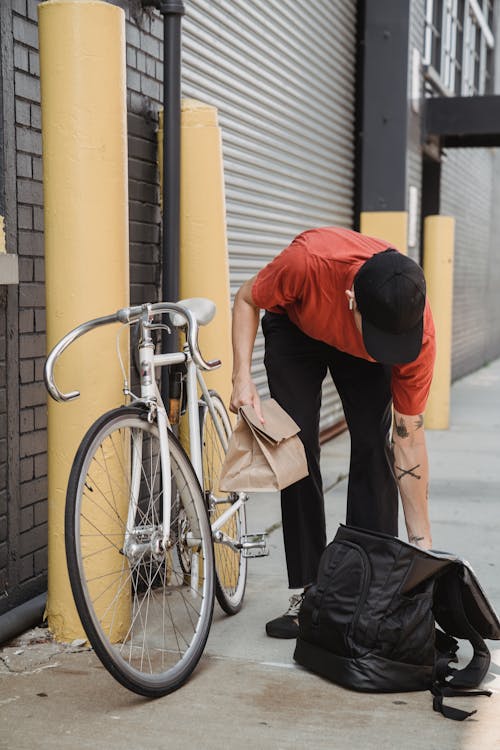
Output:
[{"xmin": 240, "ymin": 533, "xmax": 268, "ymax": 558}]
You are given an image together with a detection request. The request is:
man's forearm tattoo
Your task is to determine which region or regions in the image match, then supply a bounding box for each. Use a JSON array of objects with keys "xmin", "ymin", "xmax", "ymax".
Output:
[
  {"xmin": 414, "ymin": 414, "xmax": 424, "ymax": 430},
  {"xmin": 396, "ymin": 464, "xmax": 421, "ymax": 480},
  {"xmin": 394, "ymin": 417, "xmax": 409, "ymax": 438},
  {"xmin": 409, "ymin": 535, "xmax": 425, "ymax": 544}
]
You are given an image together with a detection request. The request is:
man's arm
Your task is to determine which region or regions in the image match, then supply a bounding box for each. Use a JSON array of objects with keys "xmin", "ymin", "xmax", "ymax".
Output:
[
  {"xmin": 389, "ymin": 409, "xmax": 432, "ymax": 549},
  {"xmin": 230, "ymin": 275, "xmax": 264, "ymax": 422}
]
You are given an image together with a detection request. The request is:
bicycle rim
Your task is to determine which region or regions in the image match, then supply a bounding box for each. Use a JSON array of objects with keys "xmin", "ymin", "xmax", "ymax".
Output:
[
  {"xmin": 201, "ymin": 392, "xmax": 247, "ymax": 614},
  {"xmin": 65, "ymin": 407, "xmax": 214, "ymax": 697}
]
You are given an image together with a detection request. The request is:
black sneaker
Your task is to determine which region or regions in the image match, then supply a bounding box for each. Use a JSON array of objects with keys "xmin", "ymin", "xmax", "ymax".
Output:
[{"xmin": 265, "ymin": 591, "xmax": 305, "ymax": 639}]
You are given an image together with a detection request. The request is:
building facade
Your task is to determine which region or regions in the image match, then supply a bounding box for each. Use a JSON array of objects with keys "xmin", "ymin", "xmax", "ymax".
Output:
[{"xmin": 0, "ymin": 0, "xmax": 499, "ymax": 624}]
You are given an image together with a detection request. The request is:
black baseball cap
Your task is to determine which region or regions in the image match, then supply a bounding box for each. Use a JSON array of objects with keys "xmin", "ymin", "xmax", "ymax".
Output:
[{"xmin": 353, "ymin": 249, "xmax": 426, "ymax": 365}]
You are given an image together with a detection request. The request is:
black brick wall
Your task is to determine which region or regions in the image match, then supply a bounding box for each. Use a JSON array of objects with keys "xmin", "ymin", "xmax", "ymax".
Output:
[
  {"xmin": 128, "ymin": 111, "xmax": 161, "ymax": 305},
  {"xmin": 1, "ymin": 0, "xmax": 164, "ymax": 615},
  {"xmin": 122, "ymin": 1, "xmax": 163, "ymax": 305},
  {"xmin": 0, "ymin": 293, "xmax": 7, "ymax": 597},
  {"xmin": 12, "ymin": 0, "xmax": 47, "ymax": 597}
]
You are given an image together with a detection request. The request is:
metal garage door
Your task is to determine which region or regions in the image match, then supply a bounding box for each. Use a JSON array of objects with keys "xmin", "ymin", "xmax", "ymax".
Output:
[
  {"xmin": 440, "ymin": 148, "xmax": 495, "ymax": 381},
  {"xmin": 182, "ymin": 0, "xmax": 357, "ymax": 432}
]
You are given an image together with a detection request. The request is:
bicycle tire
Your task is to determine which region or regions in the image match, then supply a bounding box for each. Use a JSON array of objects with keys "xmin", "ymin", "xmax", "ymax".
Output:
[
  {"xmin": 65, "ymin": 406, "xmax": 214, "ymax": 698},
  {"xmin": 200, "ymin": 392, "xmax": 247, "ymax": 615}
]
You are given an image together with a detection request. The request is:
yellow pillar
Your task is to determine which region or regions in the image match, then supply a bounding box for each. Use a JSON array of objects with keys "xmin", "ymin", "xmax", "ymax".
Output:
[
  {"xmin": 177, "ymin": 100, "xmax": 235, "ymax": 588},
  {"xmin": 159, "ymin": 99, "xmax": 233, "ymax": 408},
  {"xmin": 179, "ymin": 99, "xmax": 233, "ymax": 407},
  {"xmin": 360, "ymin": 211, "xmax": 408, "ymax": 254},
  {"xmin": 423, "ymin": 215, "xmax": 455, "ymax": 429},
  {"xmin": 39, "ymin": 0, "xmax": 129, "ymax": 640}
]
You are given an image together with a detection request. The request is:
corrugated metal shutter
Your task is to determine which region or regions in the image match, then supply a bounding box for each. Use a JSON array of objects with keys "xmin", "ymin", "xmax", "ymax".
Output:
[
  {"xmin": 440, "ymin": 148, "xmax": 495, "ymax": 380},
  {"xmin": 182, "ymin": 0, "xmax": 357, "ymax": 431}
]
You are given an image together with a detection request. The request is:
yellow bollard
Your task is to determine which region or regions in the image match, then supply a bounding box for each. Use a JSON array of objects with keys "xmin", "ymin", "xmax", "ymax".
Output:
[
  {"xmin": 39, "ymin": 0, "xmax": 130, "ymax": 640},
  {"xmin": 423, "ymin": 215, "xmax": 455, "ymax": 429},
  {"xmin": 179, "ymin": 100, "xmax": 236, "ymax": 587},
  {"xmin": 159, "ymin": 100, "xmax": 233, "ymax": 408},
  {"xmin": 360, "ymin": 211, "xmax": 408, "ymax": 254},
  {"xmin": 160, "ymin": 99, "xmax": 236, "ymax": 587},
  {"xmin": 179, "ymin": 99, "xmax": 233, "ymax": 408}
]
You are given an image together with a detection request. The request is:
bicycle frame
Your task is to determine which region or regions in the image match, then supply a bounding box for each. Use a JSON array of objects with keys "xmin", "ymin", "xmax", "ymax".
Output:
[
  {"xmin": 136, "ymin": 318, "xmax": 244, "ymax": 546},
  {"xmin": 44, "ymin": 300, "xmax": 246, "ymax": 557}
]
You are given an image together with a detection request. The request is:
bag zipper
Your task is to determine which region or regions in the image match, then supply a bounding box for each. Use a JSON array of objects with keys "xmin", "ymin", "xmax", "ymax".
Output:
[
  {"xmin": 336, "ymin": 540, "xmax": 372, "ymax": 638},
  {"xmin": 312, "ymin": 540, "xmax": 371, "ymax": 643}
]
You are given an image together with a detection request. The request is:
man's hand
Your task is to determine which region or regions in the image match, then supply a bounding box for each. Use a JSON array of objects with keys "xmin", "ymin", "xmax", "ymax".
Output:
[{"xmin": 229, "ymin": 375, "xmax": 264, "ymax": 423}]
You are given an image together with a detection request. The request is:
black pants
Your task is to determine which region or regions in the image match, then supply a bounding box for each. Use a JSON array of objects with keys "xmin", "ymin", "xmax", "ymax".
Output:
[{"xmin": 262, "ymin": 312, "xmax": 398, "ymax": 589}]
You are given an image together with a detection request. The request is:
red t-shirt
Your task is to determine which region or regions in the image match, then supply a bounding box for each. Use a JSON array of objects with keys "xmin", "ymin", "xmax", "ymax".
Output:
[{"xmin": 251, "ymin": 226, "xmax": 436, "ymax": 416}]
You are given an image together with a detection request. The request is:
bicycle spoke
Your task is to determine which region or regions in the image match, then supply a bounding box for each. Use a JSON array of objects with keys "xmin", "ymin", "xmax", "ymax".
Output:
[
  {"xmin": 82, "ymin": 473, "xmax": 127, "ymax": 532},
  {"xmin": 66, "ymin": 408, "xmax": 214, "ymax": 696}
]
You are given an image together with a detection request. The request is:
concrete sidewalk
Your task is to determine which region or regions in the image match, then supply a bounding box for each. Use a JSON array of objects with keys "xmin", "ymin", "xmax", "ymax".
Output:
[{"xmin": 1, "ymin": 360, "xmax": 500, "ymax": 750}]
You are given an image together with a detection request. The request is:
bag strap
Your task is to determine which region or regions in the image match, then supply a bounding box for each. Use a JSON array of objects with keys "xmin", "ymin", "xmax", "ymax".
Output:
[
  {"xmin": 434, "ymin": 628, "xmax": 459, "ymax": 662},
  {"xmin": 443, "ymin": 572, "xmax": 491, "ymax": 689},
  {"xmin": 431, "ymin": 682, "xmax": 492, "ymax": 721},
  {"xmin": 432, "ymin": 572, "xmax": 493, "ymax": 720}
]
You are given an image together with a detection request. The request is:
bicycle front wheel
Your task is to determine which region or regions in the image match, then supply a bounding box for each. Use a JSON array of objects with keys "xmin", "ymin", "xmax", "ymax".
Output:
[
  {"xmin": 65, "ymin": 406, "xmax": 214, "ymax": 698},
  {"xmin": 200, "ymin": 391, "xmax": 247, "ymax": 614}
]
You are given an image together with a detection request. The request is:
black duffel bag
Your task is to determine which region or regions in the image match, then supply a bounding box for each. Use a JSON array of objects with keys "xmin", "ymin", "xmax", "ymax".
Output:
[{"xmin": 294, "ymin": 525, "xmax": 500, "ymax": 720}]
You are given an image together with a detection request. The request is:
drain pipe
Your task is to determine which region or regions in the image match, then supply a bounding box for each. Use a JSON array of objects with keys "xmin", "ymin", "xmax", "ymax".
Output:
[
  {"xmin": 0, "ymin": 593, "xmax": 47, "ymax": 645},
  {"xmin": 142, "ymin": 0, "xmax": 185, "ymax": 397}
]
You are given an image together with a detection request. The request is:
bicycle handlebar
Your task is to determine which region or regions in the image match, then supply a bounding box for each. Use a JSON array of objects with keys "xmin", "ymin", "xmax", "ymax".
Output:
[{"xmin": 44, "ymin": 302, "xmax": 221, "ymax": 403}]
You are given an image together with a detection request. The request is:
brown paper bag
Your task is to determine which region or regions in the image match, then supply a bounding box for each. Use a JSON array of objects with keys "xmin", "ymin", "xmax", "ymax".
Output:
[{"xmin": 219, "ymin": 399, "xmax": 309, "ymax": 492}]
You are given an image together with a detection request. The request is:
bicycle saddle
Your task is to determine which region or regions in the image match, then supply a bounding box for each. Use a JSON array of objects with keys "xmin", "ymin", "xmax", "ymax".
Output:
[{"xmin": 169, "ymin": 297, "xmax": 217, "ymax": 328}]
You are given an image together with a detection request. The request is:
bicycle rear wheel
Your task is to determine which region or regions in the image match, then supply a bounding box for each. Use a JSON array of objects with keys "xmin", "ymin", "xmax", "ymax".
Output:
[
  {"xmin": 200, "ymin": 392, "xmax": 247, "ymax": 614},
  {"xmin": 65, "ymin": 406, "xmax": 214, "ymax": 697}
]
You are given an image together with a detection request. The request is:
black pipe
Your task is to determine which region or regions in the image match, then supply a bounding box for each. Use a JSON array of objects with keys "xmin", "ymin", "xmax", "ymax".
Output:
[
  {"xmin": 142, "ymin": 0, "xmax": 185, "ymax": 398},
  {"xmin": 0, "ymin": 593, "xmax": 47, "ymax": 646},
  {"xmin": 161, "ymin": 1, "xmax": 184, "ymax": 311},
  {"xmin": 160, "ymin": 1, "xmax": 184, "ymax": 398}
]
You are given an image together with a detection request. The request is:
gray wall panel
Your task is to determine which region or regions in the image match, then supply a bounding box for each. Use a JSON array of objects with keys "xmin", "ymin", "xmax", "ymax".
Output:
[
  {"xmin": 487, "ymin": 151, "xmax": 500, "ymax": 358},
  {"xmin": 440, "ymin": 147, "xmax": 498, "ymax": 379}
]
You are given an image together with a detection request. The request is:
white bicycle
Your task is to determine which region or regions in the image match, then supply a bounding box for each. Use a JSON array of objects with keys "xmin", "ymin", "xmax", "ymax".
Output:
[{"xmin": 44, "ymin": 298, "xmax": 267, "ymax": 697}]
